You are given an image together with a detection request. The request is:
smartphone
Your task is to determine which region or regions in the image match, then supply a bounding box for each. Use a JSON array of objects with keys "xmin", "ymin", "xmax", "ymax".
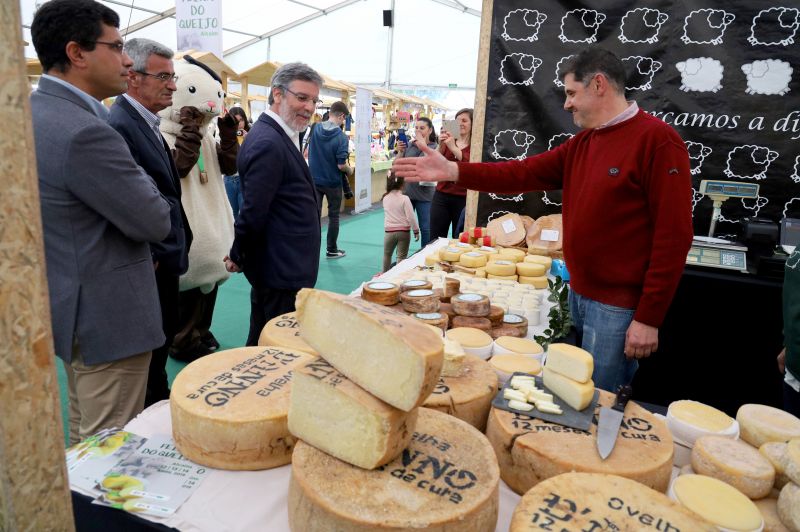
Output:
[
  {"xmin": 442, "ymin": 119, "xmax": 459, "ymax": 139},
  {"xmin": 396, "ymin": 129, "xmax": 408, "ymax": 144}
]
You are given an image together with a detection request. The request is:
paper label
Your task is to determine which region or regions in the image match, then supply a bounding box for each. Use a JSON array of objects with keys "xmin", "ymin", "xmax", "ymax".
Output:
[
  {"xmin": 501, "ymin": 219, "xmax": 517, "ymax": 234},
  {"xmin": 541, "ymin": 229, "xmax": 560, "ymax": 242},
  {"xmin": 368, "ymin": 282, "xmax": 395, "ymax": 290}
]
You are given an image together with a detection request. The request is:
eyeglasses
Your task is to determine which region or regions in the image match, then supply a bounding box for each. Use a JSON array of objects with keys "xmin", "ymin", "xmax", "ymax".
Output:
[
  {"xmin": 92, "ymin": 40, "xmax": 125, "ymax": 53},
  {"xmin": 135, "ymin": 70, "xmax": 179, "ymax": 83},
  {"xmin": 284, "ymin": 87, "xmax": 321, "ymax": 105}
]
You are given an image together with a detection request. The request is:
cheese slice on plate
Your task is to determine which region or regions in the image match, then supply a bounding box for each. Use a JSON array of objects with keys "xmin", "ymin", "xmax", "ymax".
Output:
[{"xmin": 423, "ymin": 354, "xmax": 497, "ymax": 431}]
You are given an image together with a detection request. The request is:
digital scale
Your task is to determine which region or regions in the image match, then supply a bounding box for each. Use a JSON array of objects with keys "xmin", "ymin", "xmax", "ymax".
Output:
[{"xmin": 686, "ymin": 180, "xmax": 759, "ymax": 273}]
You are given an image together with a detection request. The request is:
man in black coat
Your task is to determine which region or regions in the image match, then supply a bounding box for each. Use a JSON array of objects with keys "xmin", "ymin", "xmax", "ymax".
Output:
[
  {"xmin": 224, "ymin": 62, "xmax": 323, "ymax": 346},
  {"xmin": 108, "ymin": 38, "xmax": 192, "ymax": 406}
]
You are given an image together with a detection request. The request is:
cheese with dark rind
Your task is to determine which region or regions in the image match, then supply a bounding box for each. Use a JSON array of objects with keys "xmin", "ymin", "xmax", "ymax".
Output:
[
  {"xmin": 288, "ymin": 408, "xmax": 500, "ymax": 531},
  {"xmin": 170, "ymin": 346, "xmax": 314, "ymax": 470},
  {"xmin": 400, "ymin": 279, "xmax": 433, "ymax": 292},
  {"xmin": 502, "ymin": 314, "xmax": 528, "ymax": 336},
  {"xmin": 287, "ymin": 357, "xmax": 417, "ymax": 469},
  {"xmin": 485, "ymin": 389, "xmax": 674, "ymax": 495},
  {"xmin": 413, "ymin": 312, "xmax": 449, "ymax": 332},
  {"xmin": 296, "ymin": 289, "xmax": 444, "ymax": 412},
  {"xmin": 257, "ymin": 312, "xmax": 317, "ymax": 355},
  {"xmin": 490, "ymin": 325, "xmax": 523, "ymax": 339},
  {"xmin": 487, "ymin": 305, "xmax": 505, "ymax": 327},
  {"xmin": 400, "ymin": 289, "xmax": 441, "ymax": 313},
  {"xmin": 362, "ymin": 281, "xmax": 401, "ymax": 305},
  {"xmin": 451, "ymin": 315, "xmax": 492, "ymax": 332},
  {"xmin": 510, "ymin": 472, "xmax": 715, "ymax": 532},
  {"xmin": 423, "ymin": 355, "xmax": 498, "ymax": 431},
  {"xmin": 451, "ymin": 293, "xmax": 491, "ymax": 317}
]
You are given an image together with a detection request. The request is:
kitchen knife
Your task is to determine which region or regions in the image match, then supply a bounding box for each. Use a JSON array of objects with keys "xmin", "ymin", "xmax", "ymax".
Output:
[{"xmin": 596, "ymin": 385, "xmax": 632, "ymax": 460}]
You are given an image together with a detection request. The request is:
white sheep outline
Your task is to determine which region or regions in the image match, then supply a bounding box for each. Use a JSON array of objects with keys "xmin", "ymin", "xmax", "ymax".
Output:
[
  {"xmin": 559, "ymin": 9, "xmax": 607, "ymax": 44},
  {"xmin": 491, "ymin": 129, "xmax": 536, "ymax": 161},
  {"xmin": 792, "ymin": 155, "xmax": 800, "ymax": 183},
  {"xmin": 618, "ymin": 7, "xmax": 669, "ymax": 44},
  {"xmin": 723, "ymin": 144, "xmax": 779, "ymax": 181},
  {"xmin": 487, "ymin": 210, "xmax": 513, "ymax": 222},
  {"xmin": 681, "ymin": 9, "xmax": 735, "ymax": 45},
  {"xmin": 502, "ymin": 9, "xmax": 548, "ymax": 42},
  {"xmin": 787, "ymin": 249, "xmax": 800, "ymax": 269},
  {"xmin": 685, "ymin": 140, "xmax": 713, "ymax": 175},
  {"xmin": 784, "ymin": 198, "xmax": 800, "ymax": 219},
  {"xmin": 748, "ymin": 7, "xmax": 800, "ymax": 46},
  {"xmin": 691, "ymin": 187, "xmax": 704, "ymax": 212},
  {"xmin": 499, "ymin": 53, "xmax": 543, "ymax": 86},
  {"xmin": 742, "ymin": 59, "xmax": 793, "ymax": 96},
  {"xmin": 548, "ymin": 133, "xmax": 574, "ymax": 150},
  {"xmin": 676, "ymin": 57, "xmax": 724, "ymax": 93},
  {"xmin": 488, "ymin": 193, "xmax": 525, "ymax": 203},
  {"xmin": 622, "ymin": 55, "xmax": 662, "ymax": 91},
  {"xmin": 553, "ymin": 55, "xmax": 575, "ymax": 88},
  {"xmin": 741, "ymin": 195, "xmax": 769, "ymax": 218},
  {"xmin": 542, "ymin": 192, "xmax": 562, "ymax": 207}
]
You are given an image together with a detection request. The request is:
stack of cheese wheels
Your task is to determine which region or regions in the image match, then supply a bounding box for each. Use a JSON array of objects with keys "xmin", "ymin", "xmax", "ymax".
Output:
[
  {"xmin": 510, "ymin": 473, "xmax": 715, "ymax": 531},
  {"xmin": 524, "ymin": 254, "xmax": 552, "ymax": 270},
  {"xmin": 542, "ymin": 343, "xmax": 595, "ymax": 411},
  {"xmin": 400, "ymin": 288, "xmax": 440, "ymax": 313},
  {"xmin": 485, "ymin": 259, "xmax": 517, "ymax": 280},
  {"xmin": 170, "ymin": 346, "xmax": 314, "ymax": 470},
  {"xmin": 446, "ymin": 327, "xmax": 493, "ymax": 360},
  {"xmin": 361, "ymin": 281, "xmax": 401, "ymax": 306},
  {"xmin": 666, "ymin": 399, "xmax": 739, "ymax": 467},
  {"xmin": 669, "ymin": 474, "xmax": 764, "ymax": 531},
  {"xmin": 400, "ymin": 279, "xmax": 433, "ymax": 292},
  {"xmin": 289, "ymin": 408, "xmax": 500, "ymax": 532},
  {"xmin": 257, "ymin": 312, "xmax": 317, "ymax": 355},
  {"xmin": 486, "ymin": 388, "xmax": 674, "ymax": 494},
  {"xmin": 690, "ymin": 435, "xmax": 775, "ymax": 498},
  {"xmin": 450, "ymin": 293, "xmax": 492, "ymax": 333},
  {"xmin": 423, "ymin": 355, "xmax": 498, "ymax": 431},
  {"xmin": 289, "ymin": 289, "xmax": 444, "ymax": 470}
]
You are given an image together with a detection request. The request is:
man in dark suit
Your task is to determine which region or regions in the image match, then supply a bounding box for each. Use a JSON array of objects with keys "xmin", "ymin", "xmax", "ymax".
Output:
[
  {"xmin": 30, "ymin": 0, "xmax": 171, "ymax": 444},
  {"xmin": 108, "ymin": 38, "xmax": 192, "ymax": 406},
  {"xmin": 224, "ymin": 63, "xmax": 323, "ymax": 346}
]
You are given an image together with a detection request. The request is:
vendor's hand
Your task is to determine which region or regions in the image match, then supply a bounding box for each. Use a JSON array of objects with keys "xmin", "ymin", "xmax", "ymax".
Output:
[
  {"xmin": 624, "ymin": 320, "xmax": 658, "ymax": 359},
  {"xmin": 778, "ymin": 347, "xmax": 786, "ymax": 373},
  {"xmin": 223, "ymin": 255, "xmax": 241, "ymax": 273},
  {"xmin": 178, "ymin": 106, "xmax": 205, "ymax": 127},
  {"xmin": 413, "ymin": 230, "xmax": 420, "ymax": 242},
  {"xmin": 393, "ymin": 142, "xmax": 458, "ymax": 183}
]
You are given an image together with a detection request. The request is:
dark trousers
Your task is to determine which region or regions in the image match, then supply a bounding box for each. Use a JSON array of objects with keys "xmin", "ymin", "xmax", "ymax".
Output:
[
  {"xmin": 316, "ymin": 186, "xmax": 343, "ymax": 252},
  {"xmin": 146, "ymin": 269, "xmax": 179, "ymax": 407},
  {"xmin": 785, "ymin": 381, "xmax": 800, "ymax": 418},
  {"xmin": 246, "ymin": 286, "xmax": 300, "ymax": 346},
  {"xmin": 430, "ymin": 191, "xmax": 466, "ymax": 239},
  {"xmin": 171, "ymin": 284, "xmax": 218, "ymax": 357}
]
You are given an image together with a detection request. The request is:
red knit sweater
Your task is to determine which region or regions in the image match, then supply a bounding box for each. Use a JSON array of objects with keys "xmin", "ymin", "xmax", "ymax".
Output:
[{"xmin": 457, "ymin": 110, "xmax": 693, "ymax": 327}]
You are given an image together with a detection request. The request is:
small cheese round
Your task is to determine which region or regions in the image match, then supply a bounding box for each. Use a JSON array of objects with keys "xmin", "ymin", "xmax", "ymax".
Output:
[
  {"xmin": 489, "ymin": 354, "xmax": 541, "ymax": 386},
  {"xmin": 413, "ymin": 312, "xmax": 449, "ymax": 332},
  {"xmin": 362, "ymin": 281, "xmax": 401, "ymax": 305},
  {"xmin": 690, "ymin": 435, "xmax": 775, "ymax": 499},
  {"xmin": 171, "ymin": 346, "xmax": 314, "ymax": 470},
  {"xmin": 516, "ymin": 262, "xmax": 546, "ymax": 277},
  {"xmin": 784, "ymin": 438, "xmax": 800, "ymax": 485},
  {"xmin": 289, "ymin": 408, "xmax": 500, "ymax": 531},
  {"xmin": 492, "ymin": 337, "xmax": 543, "ymax": 358},
  {"xmin": 485, "ymin": 260, "xmax": 517, "ymax": 276},
  {"xmin": 451, "ymin": 293, "xmax": 491, "ymax": 317},
  {"xmin": 258, "ymin": 312, "xmax": 317, "ymax": 355},
  {"xmin": 424, "ymin": 355, "xmax": 498, "ymax": 431},
  {"xmin": 759, "ymin": 441, "xmax": 791, "ymax": 489},
  {"xmin": 737, "ymin": 404, "xmax": 800, "ymax": 448},
  {"xmin": 517, "ymin": 275, "xmax": 548, "ymax": 288},
  {"xmin": 451, "ymin": 315, "xmax": 492, "ymax": 332},
  {"xmin": 400, "ymin": 279, "xmax": 433, "ymax": 292},
  {"xmin": 511, "ymin": 473, "xmax": 716, "ymax": 532},
  {"xmin": 487, "ymin": 274, "xmax": 518, "ymax": 281},
  {"xmin": 424, "ymin": 254, "xmax": 441, "ymax": 267},
  {"xmin": 777, "ymin": 482, "xmax": 800, "ymax": 532},
  {"xmin": 489, "ymin": 325, "xmax": 523, "ymax": 339},
  {"xmin": 459, "ymin": 251, "xmax": 488, "ymax": 268},
  {"xmin": 502, "ymin": 314, "xmax": 528, "ymax": 336},
  {"xmin": 670, "ymin": 474, "xmax": 763, "ymax": 532},
  {"xmin": 400, "ymin": 289, "xmax": 441, "ymax": 313},
  {"xmin": 754, "ymin": 497, "xmax": 790, "ymax": 532},
  {"xmin": 497, "ymin": 248, "xmax": 526, "ymax": 263},
  {"xmin": 439, "ymin": 246, "xmax": 465, "ymax": 262},
  {"xmin": 524, "ymin": 254, "xmax": 552, "ymax": 268}
]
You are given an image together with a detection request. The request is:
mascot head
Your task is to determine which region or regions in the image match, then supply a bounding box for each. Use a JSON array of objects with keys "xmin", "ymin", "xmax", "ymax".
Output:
[{"xmin": 159, "ymin": 55, "xmax": 225, "ymax": 126}]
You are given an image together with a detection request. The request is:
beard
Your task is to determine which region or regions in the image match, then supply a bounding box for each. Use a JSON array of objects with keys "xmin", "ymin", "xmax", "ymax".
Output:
[{"xmin": 278, "ymin": 99, "xmax": 309, "ymax": 132}]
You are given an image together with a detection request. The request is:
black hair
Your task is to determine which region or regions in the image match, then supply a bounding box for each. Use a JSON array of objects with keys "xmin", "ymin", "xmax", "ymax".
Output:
[
  {"xmin": 31, "ymin": 0, "xmax": 120, "ymax": 73},
  {"xmin": 383, "ymin": 171, "xmax": 405, "ymax": 199},
  {"xmin": 229, "ymin": 107, "xmax": 251, "ymax": 132},
  {"xmin": 559, "ymin": 48, "xmax": 626, "ymax": 94},
  {"xmin": 417, "ymin": 117, "xmax": 437, "ymax": 144}
]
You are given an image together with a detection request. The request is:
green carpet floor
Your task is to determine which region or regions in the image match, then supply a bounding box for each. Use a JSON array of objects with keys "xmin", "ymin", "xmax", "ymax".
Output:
[{"xmin": 57, "ymin": 205, "xmax": 426, "ymax": 444}]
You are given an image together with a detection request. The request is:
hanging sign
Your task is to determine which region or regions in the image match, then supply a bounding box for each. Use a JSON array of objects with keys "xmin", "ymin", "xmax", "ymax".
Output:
[{"xmin": 175, "ymin": 0, "xmax": 222, "ymax": 58}]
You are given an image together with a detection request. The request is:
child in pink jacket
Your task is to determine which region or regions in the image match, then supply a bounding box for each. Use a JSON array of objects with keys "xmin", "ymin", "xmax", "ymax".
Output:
[{"xmin": 382, "ymin": 172, "xmax": 419, "ymax": 272}]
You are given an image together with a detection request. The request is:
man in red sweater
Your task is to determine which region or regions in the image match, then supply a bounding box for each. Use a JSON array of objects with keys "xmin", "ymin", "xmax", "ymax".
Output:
[{"xmin": 393, "ymin": 49, "xmax": 693, "ymax": 393}]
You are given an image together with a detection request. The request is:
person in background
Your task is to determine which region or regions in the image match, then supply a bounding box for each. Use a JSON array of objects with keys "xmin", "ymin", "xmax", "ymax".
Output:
[
  {"xmin": 394, "ymin": 117, "xmax": 437, "ymax": 247},
  {"xmin": 382, "ymin": 172, "xmax": 419, "ymax": 272},
  {"xmin": 430, "ymin": 108, "xmax": 473, "ymax": 239},
  {"xmin": 778, "ymin": 249, "xmax": 800, "ymax": 416},
  {"xmin": 224, "ymin": 106, "xmax": 250, "ymax": 220}
]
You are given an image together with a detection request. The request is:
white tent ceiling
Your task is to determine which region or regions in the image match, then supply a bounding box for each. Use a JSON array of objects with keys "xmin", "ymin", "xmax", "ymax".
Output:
[{"xmin": 20, "ymin": 0, "xmax": 481, "ymax": 93}]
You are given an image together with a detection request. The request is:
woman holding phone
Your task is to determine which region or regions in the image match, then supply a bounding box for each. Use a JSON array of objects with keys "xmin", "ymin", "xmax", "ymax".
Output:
[
  {"xmin": 394, "ymin": 117, "xmax": 438, "ymax": 247},
  {"xmin": 429, "ymin": 108, "xmax": 473, "ymax": 239}
]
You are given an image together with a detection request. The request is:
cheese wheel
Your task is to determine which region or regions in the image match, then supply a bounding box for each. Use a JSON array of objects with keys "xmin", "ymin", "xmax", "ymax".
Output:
[
  {"xmin": 485, "ymin": 389, "xmax": 674, "ymax": 495},
  {"xmin": 493, "ymin": 337, "xmax": 543, "ymax": 358},
  {"xmin": 489, "ymin": 354, "xmax": 541, "ymax": 386},
  {"xmin": 400, "ymin": 289, "xmax": 441, "ymax": 313},
  {"xmin": 517, "ymin": 275, "xmax": 548, "ymax": 288},
  {"xmin": 544, "ymin": 343, "xmax": 594, "ymax": 383},
  {"xmin": 424, "ymin": 355, "xmax": 498, "ymax": 431},
  {"xmin": 485, "ymin": 260, "xmax": 517, "ymax": 276},
  {"xmin": 413, "ymin": 312, "xmax": 449, "ymax": 332},
  {"xmin": 489, "ymin": 325, "xmax": 523, "ymax": 339},
  {"xmin": 754, "ymin": 497, "xmax": 791, "ymax": 532},
  {"xmin": 451, "ymin": 293, "xmax": 491, "ymax": 317},
  {"xmin": 446, "ymin": 327, "xmax": 493, "ymax": 349},
  {"xmin": 524, "ymin": 254, "xmax": 552, "ymax": 268},
  {"xmin": 459, "ymin": 252, "xmax": 488, "ymax": 268},
  {"xmin": 487, "ymin": 274, "xmax": 518, "ymax": 281},
  {"xmin": 443, "ymin": 277, "xmax": 461, "ymax": 298},
  {"xmin": 515, "ymin": 262, "xmax": 546, "ymax": 277},
  {"xmin": 759, "ymin": 442, "xmax": 791, "ymax": 489},
  {"xmin": 288, "ymin": 357, "xmax": 418, "ymax": 469},
  {"xmin": 690, "ymin": 435, "xmax": 775, "ymax": 499},
  {"xmin": 439, "ymin": 302, "xmax": 456, "ymax": 322},
  {"xmin": 451, "ymin": 315, "xmax": 492, "ymax": 332},
  {"xmin": 400, "ymin": 279, "xmax": 433, "ymax": 292},
  {"xmin": 424, "ymin": 254, "xmax": 441, "ymax": 267},
  {"xmin": 474, "ymin": 267, "xmax": 487, "ymax": 278},
  {"xmin": 170, "ymin": 346, "xmax": 314, "ymax": 470},
  {"xmin": 502, "ymin": 314, "xmax": 528, "ymax": 336},
  {"xmin": 441, "ymin": 338, "xmax": 465, "ymax": 377},
  {"xmin": 257, "ymin": 312, "xmax": 318, "ymax": 355},
  {"xmin": 785, "ymin": 438, "xmax": 800, "ymax": 485},
  {"xmin": 737, "ymin": 404, "xmax": 800, "ymax": 448},
  {"xmin": 510, "ymin": 473, "xmax": 716, "ymax": 532},
  {"xmin": 295, "ymin": 289, "xmax": 443, "ymax": 412},
  {"xmin": 667, "ymin": 400, "xmax": 739, "ymax": 446},
  {"xmin": 487, "ymin": 305, "xmax": 505, "ymax": 327},
  {"xmin": 777, "ymin": 482, "xmax": 800, "ymax": 532},
  {"xmin": 439, "ymin": 246, "xmax": 465, "ymax": 262},
  {"xmin": 669, "ymin": 474, "xmax": 763, "ymax": 532},
  {"xmin": 362, "ymin": 281, "xmax": 401, "ymax": 305},
  {"xmin": 288, "ymin": 408, "xmax": 500, "ymax": 532}
]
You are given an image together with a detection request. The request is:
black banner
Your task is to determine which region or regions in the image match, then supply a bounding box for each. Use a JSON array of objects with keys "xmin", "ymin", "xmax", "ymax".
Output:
[{"xmin": 478, "ymin": 1, "xmax": 799, "ymax": 238}]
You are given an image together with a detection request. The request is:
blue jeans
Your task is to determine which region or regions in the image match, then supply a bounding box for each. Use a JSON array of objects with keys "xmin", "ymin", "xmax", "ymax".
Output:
[
  {"xmin": 224, "ymin": 174, "xmax": 243, "ymax": 221},
  {"xmin": 569, "ymin": 289, "xmax": 638, "ymax": 393},
  {"xmin": 410, "ymin": 199, "xmax": 431, "ymax": 247}
]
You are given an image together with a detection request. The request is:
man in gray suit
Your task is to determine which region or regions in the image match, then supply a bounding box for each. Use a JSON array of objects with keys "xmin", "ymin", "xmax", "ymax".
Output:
[{"xmin": 30, "ymin": 0, "xmax": 171, "ymax": 444}]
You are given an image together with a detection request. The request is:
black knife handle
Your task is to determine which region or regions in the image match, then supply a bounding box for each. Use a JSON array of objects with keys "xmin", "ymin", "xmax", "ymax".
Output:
[{"xmin": 612, "ymin": 385, "xmax": 632, "ymax": 412}]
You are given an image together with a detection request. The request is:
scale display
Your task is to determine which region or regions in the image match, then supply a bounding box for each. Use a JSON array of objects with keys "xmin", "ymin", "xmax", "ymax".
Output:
[
  {"xmin": 700, "ymin": 181, "xmax": 760, "ymax": 199},
  {"xmin": 686, "ymin": 242, "xmax": 747, "ymax": 272}
]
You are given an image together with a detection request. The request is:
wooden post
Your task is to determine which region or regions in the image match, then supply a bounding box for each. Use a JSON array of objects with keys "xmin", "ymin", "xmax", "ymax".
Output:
[
  {"xmin": 465, "ymin": 0, "xmax": 494, "ymax": 231},
  {"xmin": 240, "ymin": 76, "xmax": 250, "ymax": 118},
  {"xmin": 0, "ymin": 2, "xmax": 74, "ymax": 530}
]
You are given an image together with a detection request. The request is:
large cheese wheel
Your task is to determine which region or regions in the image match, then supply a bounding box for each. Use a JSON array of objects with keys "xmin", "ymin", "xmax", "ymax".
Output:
[
  {"xmin": 257, "ymin": 312, "xmax": 317, "ymax": 354},
  {"xmin": 170, "ymin": 346, "xmax": 313, "ymax": 470},
  {"xmin": 423, "ymin": 355, "xmax": 498, "ymax": 431},
  {"xmin": 485, "ymin": 260, "xmax": 517, "ymax": 277},
  {"xmin": 486, "ymin": 389, "xmax": 673, "ymax": 495},
  {"xmin": 510, "ymin": 473, "xmax": 715, "ymax": 532},
  {"xmin": 690, "ymin": 435, "xmax": 775, "ymax": 499},
  {"xmin": 526, "ymin": 214, "xmax": 563, "ymax": 254},
  {"xmin": 459, "ymin": 252, "xmax": 488, "ymax": 268},
  {"xmin": 737, "ymin": 404, "xmax": 800, "ymax": 448},
  {"xmin": 486, "ymin": 213, "xmax": 526, "ymax": 247},
  {"xmin": 288, "ymin": 408, "xmax": 500, "ymax": 531},
  {"xmin": 516, "ymin": 262, "xmax": 546, "ymax": 277}
]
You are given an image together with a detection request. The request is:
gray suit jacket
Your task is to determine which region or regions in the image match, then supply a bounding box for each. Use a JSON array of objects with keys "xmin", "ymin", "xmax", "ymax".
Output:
[{"xmin": 31, "ymin": 77, "xmax": 171, "ymax": 364}]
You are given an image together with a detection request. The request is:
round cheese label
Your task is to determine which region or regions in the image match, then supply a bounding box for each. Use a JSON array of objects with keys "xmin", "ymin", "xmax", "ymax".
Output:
[
  {"xmin": 415, "ymin": 313, "xmax": 444, "ymax": 320},
  {"xmin": 464, "ymin": 252, "xmax": 483, "ymax": 257},
  {"xmin": 407, "ymin": 289, "xmax": 435, "ymax": 297},
  {"xmin": 503, "ymin": 314, "xmax": 524, "ymax": 324},
  {"xmin": 456, "ymin": 293, "xmax": 484, "ymax": 302},
  {"xmin": 403, "ymin": 280, "xmax": 428, "ymax": 287},
  {"xmin": 367, "ymin": 282, "xmax": 397, "ymax": 290},
  {"xmin": 479, "ymin": 246, "xmax": 497, "ymax": 252},
  {"xmin": 494, "ymin": 260, "xmax": 513, "ymax": 265}
]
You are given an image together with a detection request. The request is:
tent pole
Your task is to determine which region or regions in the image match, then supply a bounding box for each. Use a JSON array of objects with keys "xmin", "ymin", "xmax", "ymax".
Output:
[{"xmin": 384, "ymin": 0, "xmax": 395, "ymax": 89}]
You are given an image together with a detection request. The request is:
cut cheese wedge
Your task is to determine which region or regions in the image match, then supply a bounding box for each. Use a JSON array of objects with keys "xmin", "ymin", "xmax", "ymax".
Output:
[
  {"xmin": 542, "ymin": 367, "xmax": 594, "ymax": 411},
  {"xmin": 737, "ymin": 404, "xmax": 800, "ymax": 448},
  {"xmin": 257, "ymin": 312, "xmax": 317, "ymax": 355},
  {"xmin": 295, "ymin": 289, "xmax": 443, "ymax": 412},
  {"xmin": 670, "ymin": 474, "xmax": 764, "ymax": 532},
  {"xmin": 441, "ymin": 338, "xmax": 465, "ymax": 377},
  {"xmin": 544, "ymin": 343, "xmax": 594, "ymax": 383},
  {"xmin": 424, "ymin": 354, "xmax": 497, "ymax": 431},
  {"xmin": 690, "ymin": 435, "xmax": 775, "ymax": 499},
  {"xmin": 287, "ymin": 357, "xmax": 417, "ymax": 469}
]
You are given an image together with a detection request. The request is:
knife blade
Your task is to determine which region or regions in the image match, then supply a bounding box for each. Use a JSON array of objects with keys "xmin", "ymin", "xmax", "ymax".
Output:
[{"xmin": 596, "ymin": 385, "xmax": 632, "ymax": 460}]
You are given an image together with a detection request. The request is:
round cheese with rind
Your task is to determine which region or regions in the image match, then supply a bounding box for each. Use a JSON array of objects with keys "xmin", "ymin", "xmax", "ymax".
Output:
[
  {"xmin": 171, "ymin": 346, "xmax": 314, "ymax": 470},
  {"xmin": 362, "ymin": 281, "xmax": 401, "ymax": 305},
  {"xmin": 754, "ymin": 497, "xmax": 790, "ymax": 532},
  {"xmin": 737, "ymin": 404, "xmax": 800, "ymax": 448},
  {"xmin": 511, "ymin": 472, "xmax": 715, "ymax": 532},
  {"xmin": 690, "ymin": 435, "xmax": 775, "ymax": 499},
  {"xmin": 258, "ymin": 312, "xmax": 317, "ymax": 355},
  {"xmin": 784, "ymin": 438, "xmax": 800, "ymax": 485},
  {"xmin": 485, "ymin": 260, "xmax": 517, "ymax": 276},
  {"xmin": 451, "ymin": 293, "xmax": 490, "ymax": 317},
  {"xmin": 423, "ymin": 355, "xmax": 498, "ymax": 431},
  {"xmin": 486, "ymin": 389, "xmax": 674, "ymax": 495},
  {"xmin": 759, "ymin": 441, "xmax": 791, "ymax": 490},
  {"xmin": 516, "ymin": 262, "xmax": 546, "ymax": 277},
  {"xmin": 667, "ymin": 399, "xmax": 739, "ymax": 446},
  {"xmin": 777, "ymin": 482, "xmax": 800, "ymax": 532},
  {"xmin": 669, "ymin": 474, "xmax": 763, "ymax": 532},
  {"xmin": 288, "ymin": 407, "xmax": 500, "ymax": 532},
  {"xmin": 451, "ymin": 315, "xmax": 492, "ymax": 332},
  {"xmin": 401, "ymin": 289, "xmax": 441, "ymax": 313},
  {"xmin": 459, "ymin": 252, "xmax": 488, "ymax": 268}
]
